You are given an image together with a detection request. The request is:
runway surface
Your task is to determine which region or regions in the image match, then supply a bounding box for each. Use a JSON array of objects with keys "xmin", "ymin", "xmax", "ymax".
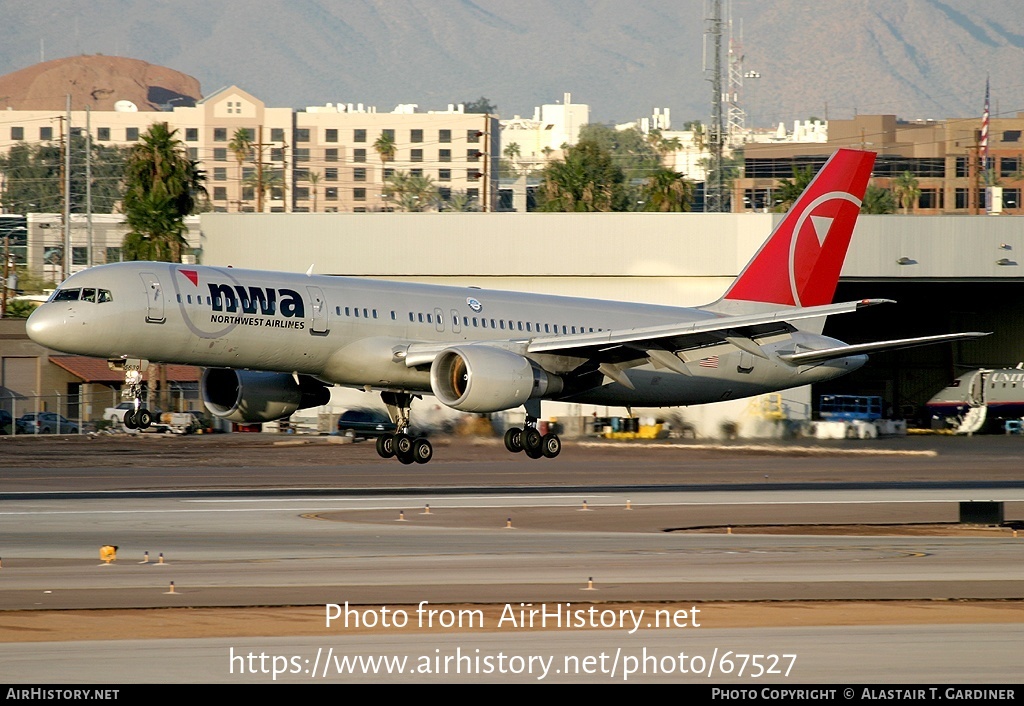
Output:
[{"xmin": 1, "ymin": 433, "xmax": 1022, "ymax": 683}]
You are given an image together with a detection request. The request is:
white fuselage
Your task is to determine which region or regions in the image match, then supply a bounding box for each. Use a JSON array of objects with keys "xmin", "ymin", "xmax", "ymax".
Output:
[{"xmin": 27, "ymin": 262, "xmax": 866, "ymax": 408}]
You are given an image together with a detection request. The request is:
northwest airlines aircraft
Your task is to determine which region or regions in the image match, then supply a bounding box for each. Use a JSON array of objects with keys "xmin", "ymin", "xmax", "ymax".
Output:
[{"xmin": 27, "ymin": 149, "xmax": 984, "ymax": 464}]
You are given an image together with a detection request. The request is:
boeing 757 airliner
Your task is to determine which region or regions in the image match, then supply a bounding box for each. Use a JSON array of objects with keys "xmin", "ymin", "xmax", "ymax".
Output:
[{"xmin": 26, "ymin": 149, "xmax": 986, "ymax": 464}]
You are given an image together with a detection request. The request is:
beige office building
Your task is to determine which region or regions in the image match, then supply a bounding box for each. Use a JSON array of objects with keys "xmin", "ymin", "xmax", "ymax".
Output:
[{"xmin": 0, "ymin": 85, "xmax": 500, "ymax": 217}]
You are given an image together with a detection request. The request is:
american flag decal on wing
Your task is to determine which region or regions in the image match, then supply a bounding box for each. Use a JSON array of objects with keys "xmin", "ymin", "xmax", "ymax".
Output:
[{"xmin": 698, "ymin": 356, "xmax": 719, "ymax": 368}]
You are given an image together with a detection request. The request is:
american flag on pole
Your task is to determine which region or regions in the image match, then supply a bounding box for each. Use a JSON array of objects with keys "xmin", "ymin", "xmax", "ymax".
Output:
[
  {"xmin": 698, "ymin": 355, "xmax": 719, "ymax": 368},
  {"xmin": 981, "ymin": 76, "xmax": 990, "ymax": 172}
]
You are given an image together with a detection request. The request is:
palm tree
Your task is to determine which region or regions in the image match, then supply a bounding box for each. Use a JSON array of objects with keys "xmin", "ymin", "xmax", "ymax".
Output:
[
  {"xmin": 893, "ymin": 171, "xmax": 921, "ymax": 214},
  {"xmin": 639, "ymin": 168, "xmax": 693, "ymax": 212},
  {"xmin": 121, "ymin": 122, "xmax": 206, "ymax": 263},
  {"xmin": 688, "ymin": 121, "xmax": 706, "ymax": 152},
  {"xmin": 538, "ymin": 140, "xmax": 625, "ymax": 212},
  {"xmin": 243, "ymin": 168, "xmax": 284, "ymax": 211},
  {"xmin": 373, "ymin": 132, "xmax": 397, "ymax": 209},
  {"xmin": 861, "ymin": 184, "xmax": 896, "ymax": 214},
  {"xmin": 503, "ymin": 141, "xmax": 522, "ymax": 177},
  {"xmin": 441, "ymin": 190, "xmax": 481, "ymax": 212},
  {"xmin": 228, "ymin": 128, "xmax": 253, "ymax": 211},
  {"xmin": 306, "ymin": 171, "xmax": 321, "ymax": 212},
  {"xmin": 383, "ymin": 171, "xmax": 438, "ymax": 212},
  {"xmin": 373, "ymin": 132, "xmax": 397, "ymax": 168},
  {"xmin": 773, "ymin": 164, "xmax": 816, "ymax": 212},
  {"xmin": 657, "ymin": 136, "xmax": 683, "ymax": 167}
]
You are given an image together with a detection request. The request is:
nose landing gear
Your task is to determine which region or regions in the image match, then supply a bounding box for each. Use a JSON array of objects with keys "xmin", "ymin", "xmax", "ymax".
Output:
[{"xmin": 115, "ymin": 359, "xmax": 155, "ymax": 431}]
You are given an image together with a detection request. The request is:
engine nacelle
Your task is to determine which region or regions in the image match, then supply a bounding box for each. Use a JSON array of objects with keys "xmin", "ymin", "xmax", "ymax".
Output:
[
  {"xmin": 201, "ymin": 368, "xmax": 331, "ymax": 423},
  {"xmin": 429, "ymin": 346, "xmax": 562, "ymax": 413}
]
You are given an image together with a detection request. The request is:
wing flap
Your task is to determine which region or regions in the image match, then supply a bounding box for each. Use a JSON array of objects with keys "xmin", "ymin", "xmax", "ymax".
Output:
[
  {"xmin": 526, "ymin": 299, "xmax": 892, "ymax": 357},
  {"xmin": 778, "ymin": 332, "xmax": 990, "ymax": 365}
]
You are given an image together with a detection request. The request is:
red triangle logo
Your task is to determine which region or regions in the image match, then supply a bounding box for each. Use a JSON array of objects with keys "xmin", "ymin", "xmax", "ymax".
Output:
[{"xmin": 180, "ymin": 269, "xmax": 199, "ymax": 287}]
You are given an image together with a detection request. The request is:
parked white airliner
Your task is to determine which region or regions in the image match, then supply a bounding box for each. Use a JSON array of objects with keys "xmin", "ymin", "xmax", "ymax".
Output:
[{"xmin": 26, "ymin": 149, "xmax": 985, "ymax": 463}]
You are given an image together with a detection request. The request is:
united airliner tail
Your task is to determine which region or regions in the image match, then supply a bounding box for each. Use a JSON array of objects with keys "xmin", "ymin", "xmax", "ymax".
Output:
[{"xmin": 715, "ymin": 148, "xmax": 876, "ymax": 311}]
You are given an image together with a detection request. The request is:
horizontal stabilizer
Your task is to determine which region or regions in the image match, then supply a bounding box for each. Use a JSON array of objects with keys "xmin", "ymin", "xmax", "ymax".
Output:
[{"xmin": 778, "ymin": 332, "xmax": 990, "ymax": 366}]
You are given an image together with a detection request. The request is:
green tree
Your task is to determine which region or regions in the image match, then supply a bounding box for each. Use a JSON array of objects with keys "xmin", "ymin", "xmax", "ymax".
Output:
[
  {"xmin": 861, "ymin": 184, "xmax": 896, "ymax": 214},
  {"xmin": 243, "ymin": 168, "xmax": 283, "ymax": 211},
  {"xmin": 576, "ymin": 124, "xmax": 660, "ymax": 182},
  {"xmin": 773, "ymin": 163, "xmax": 816, "ymax": 212},
  {"xmin": 4, "ymin": 299, "xmax": 37, "ymax": 318},
  {"xmin": 639, "ymin": 168, "xmax": 693, "ymax": 212},
  {"xmin": 0, "ymin": 135, "xmax": 127, "ymax": 215},
  {"xmin": 462, "ymin": 97, "xmax": 497, "ymax": 114},
  {"xmin": 306, "ymin": 171, "xmax": 321, "ymax": 212},
  {"xmin": 228, "ymin": 128, "xmax": 253, "ymax": 212},
  {"xmin": 441, "ymin": 190, "xmax": 481, "ymax": 212},
  {"xmin": 892, "ymin": 171, "xmax": 921, "ymax": 214},
  {"xmin": 537, "ymin": 139, "xmax": 627, "ymax": 212},
  {"xmin": 373, "ymin": 132, "xmax": 397, "ymax": 204},
  {"xmin": 121, "ymin": 123, "xmax": 206, "ymax": 262},
  {"xmin": 383, "ymin": 171, "xmax": 438, "ymax": 212}
]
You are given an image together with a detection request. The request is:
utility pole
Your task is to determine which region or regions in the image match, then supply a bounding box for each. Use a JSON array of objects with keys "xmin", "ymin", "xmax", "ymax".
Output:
[
  {"xmin": 704, "ymin": 0, "xmax": 726, "ymax": 212},
  {"xmin": 86, "ymin": 106, "xmax": 93, "ymax": 267},
  {"xmin": 482, "ymin": 115, "xmax": 490, "ymax": 213},
  {"xmin": 1, "ymin": 230, "xmax": 10, "ymax": 318},
  {"xmin": 62, "ymin": 94, "xmax": 72, "ymax": 281},
  {"xmin": 256, "ymin": 125, "xmax": 264, "ymax": 213}
]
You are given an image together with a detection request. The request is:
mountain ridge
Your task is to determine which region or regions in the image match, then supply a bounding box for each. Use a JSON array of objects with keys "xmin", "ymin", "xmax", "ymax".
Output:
[{"xmin": 0, "ymin": 1, "xmax": 1017, "ymax": 125}]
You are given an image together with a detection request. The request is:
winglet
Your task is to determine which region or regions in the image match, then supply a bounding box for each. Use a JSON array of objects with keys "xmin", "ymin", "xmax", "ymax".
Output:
[{"xmin": 722, "ymin": 149, "xmax": 876, "ymax": 308}]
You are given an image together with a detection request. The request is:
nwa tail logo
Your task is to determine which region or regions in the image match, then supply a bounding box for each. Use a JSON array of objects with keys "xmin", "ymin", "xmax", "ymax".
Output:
[
  {"xmin": 721, "ymin": 149, "xmax": 875, "ymax": 308},
  {"xmin": 207, "ymin": 282, "xmax": 306, "ymax": 318}
]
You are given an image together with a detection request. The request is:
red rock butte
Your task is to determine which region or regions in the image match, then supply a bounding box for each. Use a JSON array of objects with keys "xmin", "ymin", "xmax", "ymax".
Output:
[{"xmin": 0, "ymin": 55, "xmax": 202, "ymax": 111}]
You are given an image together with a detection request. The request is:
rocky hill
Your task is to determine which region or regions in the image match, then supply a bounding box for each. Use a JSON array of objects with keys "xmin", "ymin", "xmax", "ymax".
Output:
[
  {"xmin": 0, "ymin": 1, "xmax": 1018, "ymax": 124},
  {"xmin": 0, "ymin": 55, "xmax": 201, "ymax": 112}
]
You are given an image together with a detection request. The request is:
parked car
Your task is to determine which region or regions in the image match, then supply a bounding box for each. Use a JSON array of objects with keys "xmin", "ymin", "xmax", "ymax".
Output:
[
  {"xmin": 0, "ymin": 410, "xmax": 11, "ymax": 435},
  {"xmin": 336, "ymin": 408, "xmax": 396, "ymax": 438},
  {"xmin": 16, "ymin": 412, "xmax": 78, "ymax": 434}
]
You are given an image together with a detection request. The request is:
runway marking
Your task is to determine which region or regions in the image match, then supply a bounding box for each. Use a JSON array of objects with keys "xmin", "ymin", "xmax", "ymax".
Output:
[
  {"xmin": 182, "ymin": 494, "xmax": 612, "ymax": 504},
  {"xmin": 575, "ymin": 443, "xmax": 938, "ymax": 457},
  {"xmin": 1, "ymin": 497, "xmax": 1021, "ymax": 518}
]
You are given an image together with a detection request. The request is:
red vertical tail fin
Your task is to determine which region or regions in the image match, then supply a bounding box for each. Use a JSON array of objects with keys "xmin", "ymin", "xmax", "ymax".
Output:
[{"xmin": 721, "ymin": 149, "xmax": 876, "ymax": 308}]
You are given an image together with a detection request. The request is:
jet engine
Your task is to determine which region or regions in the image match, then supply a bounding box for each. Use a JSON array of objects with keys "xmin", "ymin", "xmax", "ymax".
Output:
[
  {"xmin": 201, "ymin": 368, "xmax": 331, "ymax": 423},
  {"xmin": 429, "ymin": 346, "xmax": 562, "ymax": 413}
]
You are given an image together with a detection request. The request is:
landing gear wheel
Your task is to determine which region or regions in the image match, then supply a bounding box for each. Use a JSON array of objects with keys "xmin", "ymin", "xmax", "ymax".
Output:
[
  {"xmin": 541, "ymin": 433, "xmax": 561, "ymax": 459},
  {"xmin": 523, "ymin": 428, "xmax": 543, "ymax": 452},
  {"xmin": 503, "ymin": 427, "xmax": 523, "ymax": 453},
  {"xmin": 412, "ymin": 438, "xmax": 433, "ymax": 464},
  {"xmin": 394, "ymin": 434, "xmax": 416, "ymax": 464},
  {"xmin": 525, "ymin": 445, "xmax": 543, "ymax": 459},
  {"xmin": 137, "ymin": 408, "xmax": 153, "ymax": 429},
  {"xmin": 376, "ymin": 435, "xmax": 395, "ymax": 459},
  {"xmin": 395, "ymin": 434, "xmax": 414, "ymax": 456},
  {"xmin": 123, "ymin": 410, "xmax": 138, "ymax": 429}
]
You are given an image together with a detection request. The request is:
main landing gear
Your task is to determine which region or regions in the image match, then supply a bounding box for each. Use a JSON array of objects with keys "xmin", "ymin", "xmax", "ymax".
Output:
[
  {"xmin": 118, "ymin": 359, "xmax": 154, "ymax": 431},
  {"xmin": 503, "ymin": 401, "xmax": 561, "ymax": 460},
  {"xmin": 375, "ymin": 391, "xmax": 433, "ymax": 465}
]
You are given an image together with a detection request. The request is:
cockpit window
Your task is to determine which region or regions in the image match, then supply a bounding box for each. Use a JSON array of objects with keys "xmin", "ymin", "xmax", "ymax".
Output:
[{"xmin": 49, "ymin": 287, "xmax": 112, "ymax": 303}]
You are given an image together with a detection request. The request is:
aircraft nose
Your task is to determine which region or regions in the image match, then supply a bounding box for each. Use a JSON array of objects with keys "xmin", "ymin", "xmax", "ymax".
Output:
[{"xmin": 26, "ymin": 304, "xmax": 66, "ymax": 350}]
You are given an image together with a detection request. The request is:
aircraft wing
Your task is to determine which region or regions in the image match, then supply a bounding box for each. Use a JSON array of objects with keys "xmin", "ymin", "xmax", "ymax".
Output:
[
  {"xmin": 402, "ymin": 298, "xmax": 892, "ymax": 368},
  {"xmin": 776, "ymin": 331, "xmax": 991, "ymax": 365}
]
